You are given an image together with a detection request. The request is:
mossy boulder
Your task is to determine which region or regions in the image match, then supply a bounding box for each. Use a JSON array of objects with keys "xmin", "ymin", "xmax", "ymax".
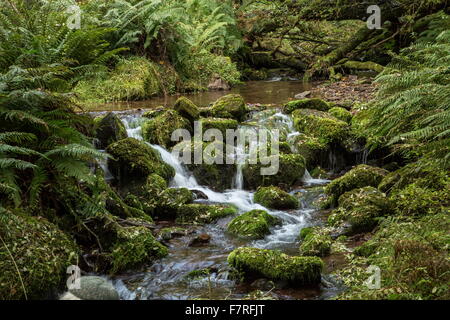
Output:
[
  {"xmin": 153, "ymin": 187, "xmax": 194, "ymax": 219},
  {"xmin": 243, "ymin": 154, "xmax": 306, "ymax": 189},
  {"xmin": 299, "ymin": 227, "xmax": 333, "ymax": 257},
  {"xmin": 289, "ymin": 133, "xmax": 329, "ymax": 167},
  {"xmin": 227, "ymin": 247, "xmax": 323, "ymax": 285},
  {"xmin": 176, "ymin": 204, "xmax": 238, "ymax": 225},
  {"xmin": 110, "ymin": 226, "xmax": 168, "ymax": 273},
  {"xmin": 106, "ymin": 138, "xmax": 175, "ymax": 185},
  {"xmin": 328, "ymin": 106, "xmax": 352, "ymax": 123},
  {"xmin": 210, "ymin": 94, "xmax": 248, "ymax": 121},
  {"xmin": 95, "ymin": 112, "xmax": 127, "ymax": 149},
  {"xmin": 227, "ymin": 210, "xmax": 280, "ymax": 239},
  {"xmin": 292, "ymin": 109, "xmax": 349, "ymax": 145},
  {"xmin": 284, "ymin": 98, "xmax": 331, "ymax": 114},
  {"xmin": 328, "ymin": 187, "xmax": 393, "ymax": 235},
  {"xmin": 325, "ymin": 164, "xmax": 388, "ymax": 207},
  {"xmin": 0, "ymin": 211, "xmax": 79, "ymax": 299},
  {"xmin": 173, "ymin": 96, "xmax": 200, "ymax": 122},
  {"xmin": 254, "ymin": 186, "xmax": 299, "ymax": 209},
  {"xmin": 142, "ymin": 109, "xmax": 192, "ymax": 148},
  {"xmin": 200, "ymin": 117, "xmax": 239, "ymax": 137}
]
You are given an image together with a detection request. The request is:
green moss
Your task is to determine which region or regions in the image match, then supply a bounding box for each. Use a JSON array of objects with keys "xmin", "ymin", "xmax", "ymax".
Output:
[
  {"xmin": 106, "ymin": 137, "xmax": 175, "ymax": 184},
  {"xmin": 342, "ymin": 60, "xmax": 384, "ymax": 73},
  {"xmin": 254, "ymin": 186, "xmax": 299, "ymax": 209},
  {"xmin": 299, "ymin": 227, "xmax": 314, "ymax": 240},
  {"xmin": 173, "ymin": 96, "xmax": 200, "ymax": 122},
  {"xmin": 284, "ymin": 98, "xmax": 331, "ymax": 114},
  {"xmin": 200, "ymin": 117, "xmax": 239, "ymax": 137},
  {"xmin": 210, "ymin": 94, "xmax": 248, "ymax": 121},
  {"xmin": 185, "ymin": 268, "xmax": 212, "ymax": 280},
  {"xmin": 328, "ymin": 106, "xmax": 352, "ymax": 123},
  {"xmin": 142, "ymin": 109, "xmax": 192, "ymax": 149},
  {"xmin": 328, "ymin": 186, "xmax": 393, "ymax": 234},
  {"xmin": 325, "ymin": 164, "xmax": 388, "ymax": 207},
  {"xmin": 95, "ymin": 112, "xmax": 127, "ymax": 148},
  {"xmin": 110, "ymin": 226, "xmax": 168, "ymax": 274},
  {"xmin": 227, "ymin": 209, "xmax": 280, "ymax": 239},
  {"xmin": 292, "ymin": 108, "xmax": 349, "ymax": 145},
  {"xmin": 243, "ymin": 153, "xmax": 306, "ymax": 189},
  {"xmin": 289, "ymin": 133, "xmax": 329, "ymax": 166},
  {"xmin": 227, "ymin": 247, "xmax": 323, "ymax": 285},
  {"xmin": 154, "ymin": 187, "xmax": 194, "ymax": 219},
  {"xmin": 299, "ymin": 227, "xmax": 333, "ymax": 257},
  {"xmin": 176, "ymin": 204, "xmax": 238, "ymax": 225},
  {"xmin": 310, "ymin": 166, "xmax": 328, "ymax": 179},
  {"xmin": 0, "ymin": 211, "xmax": 79, "ymax": 299}
]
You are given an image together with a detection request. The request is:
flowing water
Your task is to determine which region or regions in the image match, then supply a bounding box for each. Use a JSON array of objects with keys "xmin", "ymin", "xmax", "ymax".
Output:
[{"xmin": 103, "ymin": 102, "xmax": 345, "ymax": 300}]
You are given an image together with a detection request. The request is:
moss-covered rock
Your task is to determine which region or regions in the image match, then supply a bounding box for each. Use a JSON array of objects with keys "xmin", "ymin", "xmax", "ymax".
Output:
[
  {"xmin": 142, "ymin": 109, "xmax": 192, "ymax": 148},
  {"xmin": 106, "ymin": 138, "xmax": 175, "ymax": 185},
  {"xmin": 284, "ymin": 98, "xmax": 331, "ymax": 114},
  {"xmin": 110, "ymin": 226, "xmax": 168, "ymax": 274},
  {"xmin": 200, "ymin": 117, "xmax": 239, "ymax": 137},
  {"xmin": 227, "ymin": 210, "xmax": 280, "ymax": 239},
  {"xmin": 243, "ymin": 153, "xmax": 306, "ymax": 189},
  {"xmin": 210, "ymin": 94, "xmax": 248, "ymax": 121},
  {"xmin": 254, "ymin": 186, "xmax": 299, "ymax": 209},
  {"xmin": 288, "ymin": 133, "xmax": 329, "ymax": 167},
  {"xmin": 227, "ymin": 247, "xmax": 323, "ymax": 285},
  {"xmin": 325, "ymin": 164, "xmax": 388, "ymax": 207},
  {"xmin": 299, "ymin": 227, "xmax": 333, "ymax": 257},
  {"xmin": 173, "ymin": 96, "xmax": 200, "ymax": 122},
  {"xmin": 328, "ymin": 106, "xmax": 352, "ymax": 123},
  {"xmin": 153, "ymin": 187, "xmax": 194, "ymax": 219},
  {"xmin": 342, "ymin": 60, "xmax": 384, "ymax": 73},
  {"xmin": 292, "ymin": 109, "xmax": 349, "ymax": 145},
  {"xmin": 328, "ymin": 187, "xmax": 393, "ymax": 234},
  {"xmin": 176, "ymin": 204, "xmax": 237, "ymax": 225},
  {"xmin": 0, "ymin": 211, "xmax": 79, "ymax": 299},
  {"xmin": 95, "ymin": 112, "xmax": 127, "ymax": 149}
]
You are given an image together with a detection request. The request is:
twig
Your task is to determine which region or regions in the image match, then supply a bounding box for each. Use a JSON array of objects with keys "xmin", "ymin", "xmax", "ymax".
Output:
[{"xmin": 0, "ymin": 234, "xmax": 28, "ymax": 300}]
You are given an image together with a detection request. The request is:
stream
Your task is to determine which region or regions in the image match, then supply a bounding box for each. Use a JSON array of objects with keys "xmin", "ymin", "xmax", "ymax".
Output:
[{"xmin": 98, "ymin": 81, "xmax": 344, "ymax": 300}]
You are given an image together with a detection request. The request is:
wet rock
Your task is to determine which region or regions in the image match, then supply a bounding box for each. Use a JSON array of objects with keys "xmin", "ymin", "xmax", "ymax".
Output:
[
  {"xmin": 227, "ymin": 209, "xmax": 280, "ymax": 239},
  {"xmin": 191, "ymin": 189, "xmax": 208, "ymax": 200},
  {"xmin": 173, "ymin": 96, "xmax": 200, "ymax": 122},
  {"xmin": 154, "ymin": 187, "xmax": 194, "ymax": 219},
  {"xmin": 251, "ymin": 278, "xmax": 276, "ymax": 291},
  {"xmin": 210, "ymin": 94, "xmax": 248, "ymax": 121},
  {"xmin": 200, "ymin": 117, "xmax": 239, "ymax": 137},
  {"xmin": 189, "ymin": 233, "xmax": 211, "ymax": 247},
  {"xmin": 176, "ymin": 204, "xmax": 237, "ymax": 224},
  {"xmin": 254, "ymin": 186, "xmax": 299, "ymax": 210},
  {"xmin": 294, "ymin": 91, "xmax": 311, "ymax": 100},
  {"xmin": 66, "ymin": 276, "xmax": 119, "ymax": 300},
  {"xmin": 227, "ymin": 247, "xmax": 323, "ymax": 285},
  {"xmin": 158, "ymin": 227, "xmax": 188, "ymax": 241},
  {"xmin": 208, "ymin": 74, "xmax": 230, "ymax": 90},
  {"xmin": 95, "ymin": 112, "xmax": 127, "ymax": 149},
  {"xmin": 284, "ymin": 98, "xmax": 331, "ymax": 114}
]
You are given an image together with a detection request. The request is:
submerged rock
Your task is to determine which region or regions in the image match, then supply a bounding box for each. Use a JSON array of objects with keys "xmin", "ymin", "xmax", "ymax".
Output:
[
  {"xmin": 66, "ymin": 276, "xmax": 119, "ymax": 300},
  {"xmin": 284, "ymin": 98, "xmax": 331, "ymax": 114},
  {"xmin": 227, "ymin": 247, "xmax": 323, "ymax": 285},
  {"xmin": 95, "ymin": 112, "xmax": 127, "ymax": 149},
  {"xmin": 253, "ymin": 186, "xmax": 299, "ymax": 209},
  {"xmin": 210, "ymin": 94, "xmax": 248, "ymax": 121},
  {"xmin": 227, "ymin": 209, "xmax": 280, "ymax": 239},
  {"xmin": 176, "ymin": 204, "xmax": 237, "ymax": 224},
  {"xmin": 328, "ymin": 186, "xmax": 393, "ymax": 235},
  {"xmin": 299, "ymin": 227, "xmax": 333, "ymax": 257},
  {"xmin": 324, "ymin": 164, "xmax": 388, "ymax": 207},
  {"xmin": 243, "ymin": 153, "xmax": 306, "ymax": 189},
  {"xmin": 189, "ymin": 233, "xmax": 211, "ymax": 247},
  {"xmin": 106, "ymin": 137, "xmax": 175, "ymax": 185},
  {"xmin": 173, "ymin": 96, "xmax": 200, "ymax": 122}
]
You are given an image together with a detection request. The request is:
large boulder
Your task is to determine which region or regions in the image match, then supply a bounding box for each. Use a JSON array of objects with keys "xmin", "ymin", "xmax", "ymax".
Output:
[
  {"xmin": 254, "ymin": 186, "xmax": 299, "ymax": 210},
  {"xmin": 153, "ymin": 187, "xmax": 194, "ymax": 219},
  {"xmin": 283, "ymin": 98, "xmax": 331, "ymax": 114},
  {"xmin": 173, "ymin": 96, "xmax": 200, "ymax": 122},
  {"xmin": 95, "ymin": 112, "xmax": 128, "ymax": 149},
  {"xmin": 106, "ymin": 138, "xmax": 175, "ymax": 185},
  {"xmin": 243, "ymin": 154, "xmax": 306, "ymax": 190},
  {"xmin": 142, "ymin": 109, "xmax": 192, "ymax": 148},
  {"xmin": 328, "ymin": 186, "xmax": 394, "ymax": 235},
  {"xmin": 292, "ymin": 109, "xmax": 349, "ymax": 145},
  {"xmin": 328, "ymin": 106, "xmax": 352, "ymax": 123},
  {"xmin": 200, "ymin": 117, "xmax": 239, "ymax": 137},
  {"xmin": 288, "ymin": 133, "xmax": 329, "ymax": 168},
  {"xmin": 176, "ymin": 204, "xmax": 237, "ymax": 225},
  {"xmin": 227, "ymin": 209, "xmax": 280, "ymax": 239},
  {"xmin": 110, "ymin": 225, "xmax": 168, "ymax": 273},
  {"xmin": 210, "ymin": 94, "xmax": 248, "ymax": 121},
  {"xmin": 227, "ymin": 247, "xmax": 323, "ymax": 285},
  {"xmin": 324, "ymin": 164, "xmax": 388, "ymax": 207},
  {"xmin": 66, "ymin": 276, "xmax": 119, "ymax": 300},
  {"xmin": 299, "ymin": 227, "xmax": 333, "ymax": 257},
  {"xmin": 0, "ymin": 211, "xmax": 79, "ymax": 299}
]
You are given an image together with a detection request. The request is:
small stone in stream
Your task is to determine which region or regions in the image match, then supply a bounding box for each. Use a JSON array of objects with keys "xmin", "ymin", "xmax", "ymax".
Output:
[
  {"xmin": 294, "ymin": 91, "xmax": 311, "ymax": 99},
  {"xmin": 191, "ymin": 189, "xmax": 208, "ymax": 200},
  {"xmin": 189, "ymin": 233, "xmax": 211, "ymax": 247}
]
